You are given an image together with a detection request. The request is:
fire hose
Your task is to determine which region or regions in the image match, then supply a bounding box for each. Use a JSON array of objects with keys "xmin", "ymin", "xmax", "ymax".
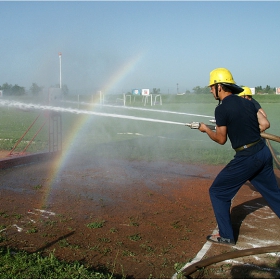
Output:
[
  {"xmin": 185, "ymin": 122, "xmax": 280, "ymax": 169},
  {"xmin": 185, "ymin": 121, "xmax": 280, "ymax": 144},
  {"xmin": 265, "ymin": 139, "xmax": 280, "ymax": 169},
  {"xmin": 178, "ymin": 245, "xmax": 280, "ymax": 278}
]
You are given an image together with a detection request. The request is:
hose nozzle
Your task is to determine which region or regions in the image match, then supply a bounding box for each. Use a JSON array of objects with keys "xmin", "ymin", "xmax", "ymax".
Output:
[
  {"xmin": 185, "ymin": 122, "xmax": 201, "ymax": 129},
  {"xmin": 185, "ymin": 122, "xmax": 216, "ymax": 130}
]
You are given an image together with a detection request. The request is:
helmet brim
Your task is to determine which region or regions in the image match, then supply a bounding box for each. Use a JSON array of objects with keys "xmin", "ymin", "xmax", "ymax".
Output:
[{"xmin": 222, "ymin": 83, "xmax": 244, "ymax": 94}]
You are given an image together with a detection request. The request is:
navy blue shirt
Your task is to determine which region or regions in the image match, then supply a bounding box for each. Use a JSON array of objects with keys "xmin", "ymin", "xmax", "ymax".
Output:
[
  {"xmin": 215, "ymin": 94, "xmax": 265, "ymax": 156},
  {"xmin": 250, "ymin": 98, "xmax": 261, "ymax": 111}
]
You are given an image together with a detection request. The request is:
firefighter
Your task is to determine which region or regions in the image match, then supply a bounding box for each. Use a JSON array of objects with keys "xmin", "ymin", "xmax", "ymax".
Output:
[
  {"xmin": 239, "ymin": 86, "xmax": 267, "ymax": 117},
  {"xmin": 198, "ymin": 67, "xmax": 280, "ymax": 245}
]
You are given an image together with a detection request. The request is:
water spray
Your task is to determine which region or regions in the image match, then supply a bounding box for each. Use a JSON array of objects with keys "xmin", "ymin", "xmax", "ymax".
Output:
[
  {"xmin": 0, "ymin": 100, "xmax": 186, "ymax": 126},
  {"xmin": 62, "ymin": 100, "xmax": 214, "ymax": 119},
  {"xmin": 2, "ymin": 100, "xmax": 280, "ymax": 141}
]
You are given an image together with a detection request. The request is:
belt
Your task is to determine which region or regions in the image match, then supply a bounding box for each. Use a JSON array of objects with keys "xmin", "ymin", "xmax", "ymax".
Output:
[{"xmin": 234, "ymin": 139, "xmax": 261, "ymax": 152}]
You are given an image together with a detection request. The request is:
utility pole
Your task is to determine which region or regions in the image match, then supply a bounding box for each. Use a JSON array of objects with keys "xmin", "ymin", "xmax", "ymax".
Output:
[
  {"xmin": 177, "ymin": 83, "xmax": 179, "ymax": 94},
  {"xmin": 58, "ymin": 52, "xmax": 62, "ymax": 89}
]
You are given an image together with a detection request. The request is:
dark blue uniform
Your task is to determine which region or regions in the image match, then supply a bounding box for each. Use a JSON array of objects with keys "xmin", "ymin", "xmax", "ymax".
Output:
[
  {"xmin": 250, "ymin": 98, "xmax": 261, "ymax": 111},
  {"xmin": 210, "ymin": 94, "xmax": 280, "ymax": 241}
]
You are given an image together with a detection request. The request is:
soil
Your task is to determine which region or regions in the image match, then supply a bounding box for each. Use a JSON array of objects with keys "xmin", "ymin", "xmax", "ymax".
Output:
[{"xmin": 1, "ymin": 151, "xmax": 280, "ymax": 279}]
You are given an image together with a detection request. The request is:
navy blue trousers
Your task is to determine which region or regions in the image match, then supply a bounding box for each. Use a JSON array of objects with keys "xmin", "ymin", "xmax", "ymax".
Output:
[{"xmin": 209, "ymin": 145, "xmax": 280, "ymax": 240}]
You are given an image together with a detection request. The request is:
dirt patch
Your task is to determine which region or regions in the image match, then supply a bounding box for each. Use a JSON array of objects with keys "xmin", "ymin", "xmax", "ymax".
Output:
[
  {"xmin": 0, "ymin": 150, "xmax": 9, "ymax": 158},
  {"xmin": 0, "ymin": 152, "xmax": 280, "ymax": 278}
]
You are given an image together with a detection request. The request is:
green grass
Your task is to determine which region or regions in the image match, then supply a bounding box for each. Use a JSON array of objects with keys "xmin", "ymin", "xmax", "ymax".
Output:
[
  {"xmin": 87, "ymin": 220, "xmax": 105, "ymax": 229},
  {"xmin": 128, "ymin": 233, "xmax": 142, "ymax": 242},
  {"xmin": 0, "ymin": 107, "xmax": 49, "ymax": 152},
  {"xmin": 0, "ymin": 247, "xmax": 111, "ymax": 279}
]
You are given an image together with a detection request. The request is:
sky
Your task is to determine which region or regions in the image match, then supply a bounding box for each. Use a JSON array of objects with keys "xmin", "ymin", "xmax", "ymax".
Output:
[{"xmin": 1, "ymin": 1, "xmax": 280, "ymax": 94}]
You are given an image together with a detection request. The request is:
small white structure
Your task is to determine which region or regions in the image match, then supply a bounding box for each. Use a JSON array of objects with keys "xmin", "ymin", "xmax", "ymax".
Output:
[
  {"xmin": 48, "ymin": 88, "xmax": 62, "ymax": 106},
  {"xmin": 123, "ymin": 93, "xmax": 132, "ymax": 106},
  {"xmin": 154, "ymin": 94, "xmax": 162, "ymax": 105}
]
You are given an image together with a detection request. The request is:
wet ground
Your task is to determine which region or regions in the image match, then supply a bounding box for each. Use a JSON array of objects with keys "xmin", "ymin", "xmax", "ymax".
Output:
[{"xmin": 1, "ymin": 151, "xmax": 280, "ymax": 278}]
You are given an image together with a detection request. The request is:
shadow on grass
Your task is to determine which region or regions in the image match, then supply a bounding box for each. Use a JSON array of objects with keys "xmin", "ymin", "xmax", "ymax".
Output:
[{"xmin": 33, "ymin": 230, "xmax": 75, "ymax": 253}]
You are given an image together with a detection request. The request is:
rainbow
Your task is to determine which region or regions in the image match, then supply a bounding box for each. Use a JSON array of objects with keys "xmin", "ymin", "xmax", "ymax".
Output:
[{"xmin": 41, "ymin": 51, "xmax": 145, "ymax": 208}]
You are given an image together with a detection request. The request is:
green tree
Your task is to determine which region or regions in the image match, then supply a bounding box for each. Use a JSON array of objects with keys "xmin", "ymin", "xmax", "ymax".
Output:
[
  {"xmin": 255, "ymin": 86, "xmax": 264, "ymax": 94},
  {"xmin": 152, "ymin": 88, "xmax": 160, "ymax": 94},
  {"xmin": 30, "ymin": 83, "xmax": 42, "ymax": 95},
  {"xmin": 1, "ymin": 83, "xmax": 13, "ymax": 95},
  {"xmin": 255, "ymin": 85, "xmax": 275, "ymax": 94},
  {"xmin": 264, "ymin": 85, "xmax": 271, "ymax": 93},
  {"xmin": 12, "ymin": 84, "xmax": 25, "ymax": 96},
  {"xmin": 192, "ymin": 86, "xmax": 209, "ymax": 94},
  {"xmin": 0, "ymin": 83, "xmax": 25, "ymax": 96}
]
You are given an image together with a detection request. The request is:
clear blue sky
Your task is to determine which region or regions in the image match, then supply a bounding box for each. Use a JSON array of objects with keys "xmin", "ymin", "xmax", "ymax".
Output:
[{"xmin": 1, "ymin": 1, "xmax": 280, "ymax": 94}]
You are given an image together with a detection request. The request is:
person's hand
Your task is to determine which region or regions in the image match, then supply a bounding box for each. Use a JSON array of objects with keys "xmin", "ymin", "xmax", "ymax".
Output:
[{"xmin": 198, "ymin": 122, "xmax": 207, "ymax": 133}]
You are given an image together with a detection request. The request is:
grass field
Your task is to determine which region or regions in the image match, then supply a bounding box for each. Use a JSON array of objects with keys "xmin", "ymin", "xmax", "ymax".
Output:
[{"xmin": 1, "ymin": 93, "xmax": 279, "ymax": 165}]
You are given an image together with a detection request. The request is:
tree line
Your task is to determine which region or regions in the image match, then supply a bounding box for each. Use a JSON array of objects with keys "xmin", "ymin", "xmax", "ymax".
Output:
[
  {"xmin": 192, "ymin": 85, "xmax": 277, "ymax": 95},
  {"xmin": 0, "ymin": 83, "xmax": 277, "ymax": 96},
  {"xmin": 0, "ymin": 83, "xmax": 69, "ymax": 96},
  {"xmin": 128, "ymin": 86, "xmax": 277, "ymax": 95},
  {"xmin": 0, "ymin": 83, "xmax": 25, "ymax": 96}
]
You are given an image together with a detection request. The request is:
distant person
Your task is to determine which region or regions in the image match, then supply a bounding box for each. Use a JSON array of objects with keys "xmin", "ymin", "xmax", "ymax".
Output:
[
  {"xmin": 198, "ymin": 67, "xmax": 280, "ymax": 246},
  {"xmin": 239, "ymin": 86, "xmax": 267, "ymax": 145},
  {"xmin": 238, "ymin": 86, "xmax": 267, "ymax": 118}
]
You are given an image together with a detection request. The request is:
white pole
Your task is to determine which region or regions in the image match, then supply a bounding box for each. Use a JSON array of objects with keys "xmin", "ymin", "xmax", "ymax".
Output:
[{"xmin": 58, "ymin": 52, "xmax": 62, "ymax": 89}]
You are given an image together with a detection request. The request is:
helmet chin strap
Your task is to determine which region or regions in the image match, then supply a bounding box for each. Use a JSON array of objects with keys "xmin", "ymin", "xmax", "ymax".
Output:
[{"xmin": 215, "ymin": 84, "xmax": 221, "ymax": 105}]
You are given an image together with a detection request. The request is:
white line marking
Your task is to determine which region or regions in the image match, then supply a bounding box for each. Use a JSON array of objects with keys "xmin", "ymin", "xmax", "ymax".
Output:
[
  {"xmin": 13, "ymin": 224, "xmax": 23, "ymax": 232},
  {"xmin": 172, "ymin": 227, "xmax": 219, "ymax": 279},
  {"xmin": 34, "ymin": 209, "xmax": 56, "ymax": 216},
  {"xmin": 27, "ymin": 218, "xmax": 36, "ymax": 223}
]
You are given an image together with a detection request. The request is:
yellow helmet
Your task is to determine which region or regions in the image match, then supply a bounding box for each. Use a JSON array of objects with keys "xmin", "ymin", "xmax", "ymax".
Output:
[
  {"xmin": 238, "ymin": 86, "xmax": 252, "ymax": 96},
  {"xmin": 209, "ymin": 68, "xmax": 236, "ymax": 86},
  {"xmin": 208, "ymin": 67, "xmax": 243, "ymax": 94}
]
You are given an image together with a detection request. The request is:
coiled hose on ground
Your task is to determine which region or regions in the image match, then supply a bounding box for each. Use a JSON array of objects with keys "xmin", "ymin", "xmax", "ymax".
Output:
[
  {"xmin": 263, "ymin": 139, "xmax": 280, "ymax": 169},
  {"xmin": 258, "ymin": 132, "xmax": 280, "ymax": 169},
  {"xmin": 181, "ymin": 245, "xmax": 280, "ymax": 278}
]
